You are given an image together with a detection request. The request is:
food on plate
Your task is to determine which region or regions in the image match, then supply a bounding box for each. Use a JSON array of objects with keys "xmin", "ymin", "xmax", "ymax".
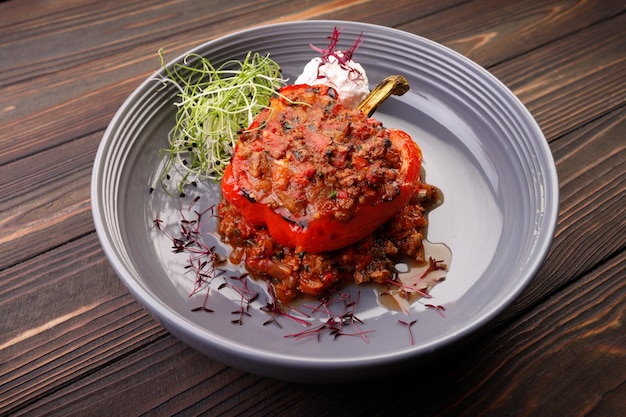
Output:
[
  {"xmin": 218, "ymin": 82, "xmax": 443, "ymax": 304},
  {"xmin": 155, "ymin": 50, "xmax": 286, "ymax": 192},
  {"xmin": 295, "ymin": 27, "xmax": 369, "ymax": 109},
  {"xmin": 155, "ymin": 28, "xmax": 448, "ymax": 309},
  {"xmin": 221, "ymin": 83, "xmax": 421, "ymax": 253}
]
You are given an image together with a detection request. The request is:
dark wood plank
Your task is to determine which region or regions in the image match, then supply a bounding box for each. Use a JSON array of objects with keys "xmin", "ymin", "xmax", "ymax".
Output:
[
  {"xmin": 0, "ymin": 0, "xmax": 469, "ymax": 166},
  {"xmin": 2, "ymin": 2, "xmax": 623, "ymax": 274},
  {"xmin": 3, "ymin": 234, "xmax": 623, "ymax": 416},
  {"xmin": 0, "ymin": 0, "xmax": 355, "ymax": 166},
  {"xmin": 1, "ymin": 1, "xmax": 625, "ymax": 416},
  {"xmin": 429, "ymin": 251, "xmax": 626, "ymax": 417},
  {"xmin": 503, "ymin": 105, "xmax": 626, "ymax": 317},
  {"xmin": 0, "ymin": 133, "xmax": 99, "ymax": 270},
  {"xmin": 0, "ymin": 235, "xmax": 169, "ymax": 416},
  {"xmin": 492, "ymin": 14, "xmax": 626, "ymax": 140},
  {"xmin": 0, "ymin": 0, "xmax": 314, "ymax": 85},
  {"xmin": 398, "ymin": 0, "xmax": 626, "ymax": 140},
  {"xmin": 399, "ymin": 0, "xmax": 625, "ymax": 67},
  {"xmin": 303, "ymin": 0, "xmax": 469, "ymax": 26},
  {"xmin": 1, "ymin": 104, "xmax": 623, "ymax": 415},
  {"xmin": 2, "ymin": 0, "xmax": 623, "ymax": 165}
]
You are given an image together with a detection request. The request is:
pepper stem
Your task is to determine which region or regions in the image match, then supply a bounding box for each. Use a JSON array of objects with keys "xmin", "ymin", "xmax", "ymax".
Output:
[{"xmin": 357, "ymin": 75, "xmax": 410, "ymax": 117}]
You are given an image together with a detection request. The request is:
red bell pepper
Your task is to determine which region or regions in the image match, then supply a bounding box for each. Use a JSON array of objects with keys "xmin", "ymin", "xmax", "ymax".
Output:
[{"xmin": 221, "ymin": 84, "xmax": 422, "ymax": 253}]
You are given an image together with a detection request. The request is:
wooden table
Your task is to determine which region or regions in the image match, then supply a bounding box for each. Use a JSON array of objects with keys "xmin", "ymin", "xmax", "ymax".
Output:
[{"xmin": 1, "ymin": 0, "xmax": 624, "ymax": 415}]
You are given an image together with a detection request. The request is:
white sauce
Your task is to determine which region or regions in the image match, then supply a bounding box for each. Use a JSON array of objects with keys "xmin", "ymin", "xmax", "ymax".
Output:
[{"xmin": 295, "ymin": 52, "xmax": 370, "ymax": 108}]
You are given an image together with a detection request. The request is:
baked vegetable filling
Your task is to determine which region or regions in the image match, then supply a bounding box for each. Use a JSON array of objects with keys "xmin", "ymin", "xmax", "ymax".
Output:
[{"xmin": 218, "ymin": 84, "xmax": 440, "ymax": 303}]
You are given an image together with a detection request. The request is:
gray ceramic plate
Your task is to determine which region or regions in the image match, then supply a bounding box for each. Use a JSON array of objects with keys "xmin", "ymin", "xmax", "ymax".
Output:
[{"xmin": 91, "ymin": 20, "xmax": 559, "ymax": 383}]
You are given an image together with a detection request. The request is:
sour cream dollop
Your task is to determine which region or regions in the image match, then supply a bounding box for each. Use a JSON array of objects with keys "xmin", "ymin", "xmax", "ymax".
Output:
[{"xmin": 295, "ymin": 52, "xmax": 369, "ymax": 109}]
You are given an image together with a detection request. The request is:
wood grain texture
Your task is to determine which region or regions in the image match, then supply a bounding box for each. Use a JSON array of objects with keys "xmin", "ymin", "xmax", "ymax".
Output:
[
  {"xmin": 400, "ymin": 0, "xmax": 626, "ymax": 67},
  {"xmin": 9, "ymin": 250, "xmax": 622, "ymax": 416},
  {"xmin": 0, "ymin": 0, "xmax": 624, "ymax": 416},
  {"xmin": 502, "ymin": 106, "xmax": 626, "ymax": 318}
]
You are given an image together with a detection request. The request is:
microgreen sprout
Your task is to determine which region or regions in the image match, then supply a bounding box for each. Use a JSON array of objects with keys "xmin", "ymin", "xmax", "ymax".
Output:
[
  {"xmin": 153, "ymin": 196, "xmax": 225, "ymax": 312},
  {"xmin": 309, "ymin": 27, "xmax": 365, "ymax": 82},
  {"xmin": 424, "ymin": 304, "xmax": 446, "ymax": 317},
  {"xmin": 156, "ymin": 49, "xmax": 287, "ymax": 193},
  {"xmin": 420, "ymin": 257, "xmax": 448, "ymax": 279},
  {"xmin": 310, "ymin": 27, "xmax": 363, "ymax": 67},
  {"xmin": 154, "ymin": 196, "xmax": 448, "ymax": 345},
  {"xmin": 398, "ymin": 319, "xmax": 417, "ymax": 345},
  {"xmin": 261, "ymin": 282, "xmax": 312, "ymax": 327},
  {"xmin": 217, "ymin": 273, "xmax": 259, "ymax": 325},
  {"xmin": 285, "ymin": 291, "xmax": 374, "ymax": 342}
]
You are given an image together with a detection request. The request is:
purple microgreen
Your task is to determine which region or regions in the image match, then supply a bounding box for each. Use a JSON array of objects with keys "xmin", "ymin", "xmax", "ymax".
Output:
[
  {"xmin": 310, "ymin": 27, "xmax": 363, "ymax": 65},
  {"xmin": 419, "ymin": 257, "xmax": 447, "ymax": 279},
  {"xmin": 308, "ymin": 27, "xmax": 365, "ymax": 82},
  {"xmin": 285, "ymin": 290, "xmax": 373, "ymax": 342},
  {"xmin": 398, "ymin": 319, "xmax": 417, "ymax": 345},
  {"xmin": 154, "ymin": 191, "xmax": 447, "ymax": 346},
  {"xmin": 260, "ymin": 282, "xmax": 311, "ymax": 327},
  {"xmin": 384, "ymin": 276, "xmax": 434, "ymax": 300},
  {"xmin": 154, "ymin": 196, "xmax": 226, "ymax": 313},
  {"xmin": 216, "ymin": 274, "xmax": 259, "ymax": 325},
  {"xmin": 191, "ymin": 287, "xmax": 214, "ymax": 313},
  {"xmin": 424, "ymin": 304, "xmax": 446, "ymax": 317},
  {"xmin": 153, "ymin": 213, "xmax": 163, "ymax": 229},
  {"xmin": 415, "ymin": 288, "xmax": 433, "ymax": 299}
]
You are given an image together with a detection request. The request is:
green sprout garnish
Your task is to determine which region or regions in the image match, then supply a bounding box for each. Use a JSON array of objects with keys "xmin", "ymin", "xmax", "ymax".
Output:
[{"xmin": 156, "ymin": 49, "xmax": 287, "ymax": 193}]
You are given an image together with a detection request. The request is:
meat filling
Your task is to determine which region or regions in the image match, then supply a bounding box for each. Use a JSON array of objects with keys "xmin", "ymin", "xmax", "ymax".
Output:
[{"xmin": 218, "ymin": 84, "xmax": 440, "ymax": 303}]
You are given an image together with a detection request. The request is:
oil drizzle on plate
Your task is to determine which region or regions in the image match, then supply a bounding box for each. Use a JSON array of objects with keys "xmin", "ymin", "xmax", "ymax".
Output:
[{"xmin": 378, "ymin": 240, "xmax": 452, "ymax": 312}]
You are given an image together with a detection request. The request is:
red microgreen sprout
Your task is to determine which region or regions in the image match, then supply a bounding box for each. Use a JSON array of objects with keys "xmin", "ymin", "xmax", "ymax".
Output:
[
  {"xmin": 191, "ymin": 288, "xmax": 214, "ymax": 313},
  {"xmin": 217, "ymin": 273, "xmax": 259, "ymax": 325},
  {"xmin": 424, "ymin": 304, "xmax": 446, "ymax": 317},
  {"xmin": 260, "ymin": 282, "xmax": 311, "ymax": 327},
  {"xmin": 420, "ymin": 257, "xmax": 447, "ymax": 279},
  {"xmin": 154, "ymin": 196, "xmax": 226, "ymax": 313},
  {"xmin": 309, "ymin": 27, "xmax": 365, "ymax": 82},
  {"xmin": 398, "ymin": 319, "xmax": 417, "ymax": 345},
  {"xmin": 384, "ymin": 276, "xmax": 434, "ymax": 300},
  {"xmin": 285, "ymin": 291, "xmax": 374, "ymax": 342},
  {"xmin": 154, "ymin": 194, "xmax": 448, "ymax": 346}
]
